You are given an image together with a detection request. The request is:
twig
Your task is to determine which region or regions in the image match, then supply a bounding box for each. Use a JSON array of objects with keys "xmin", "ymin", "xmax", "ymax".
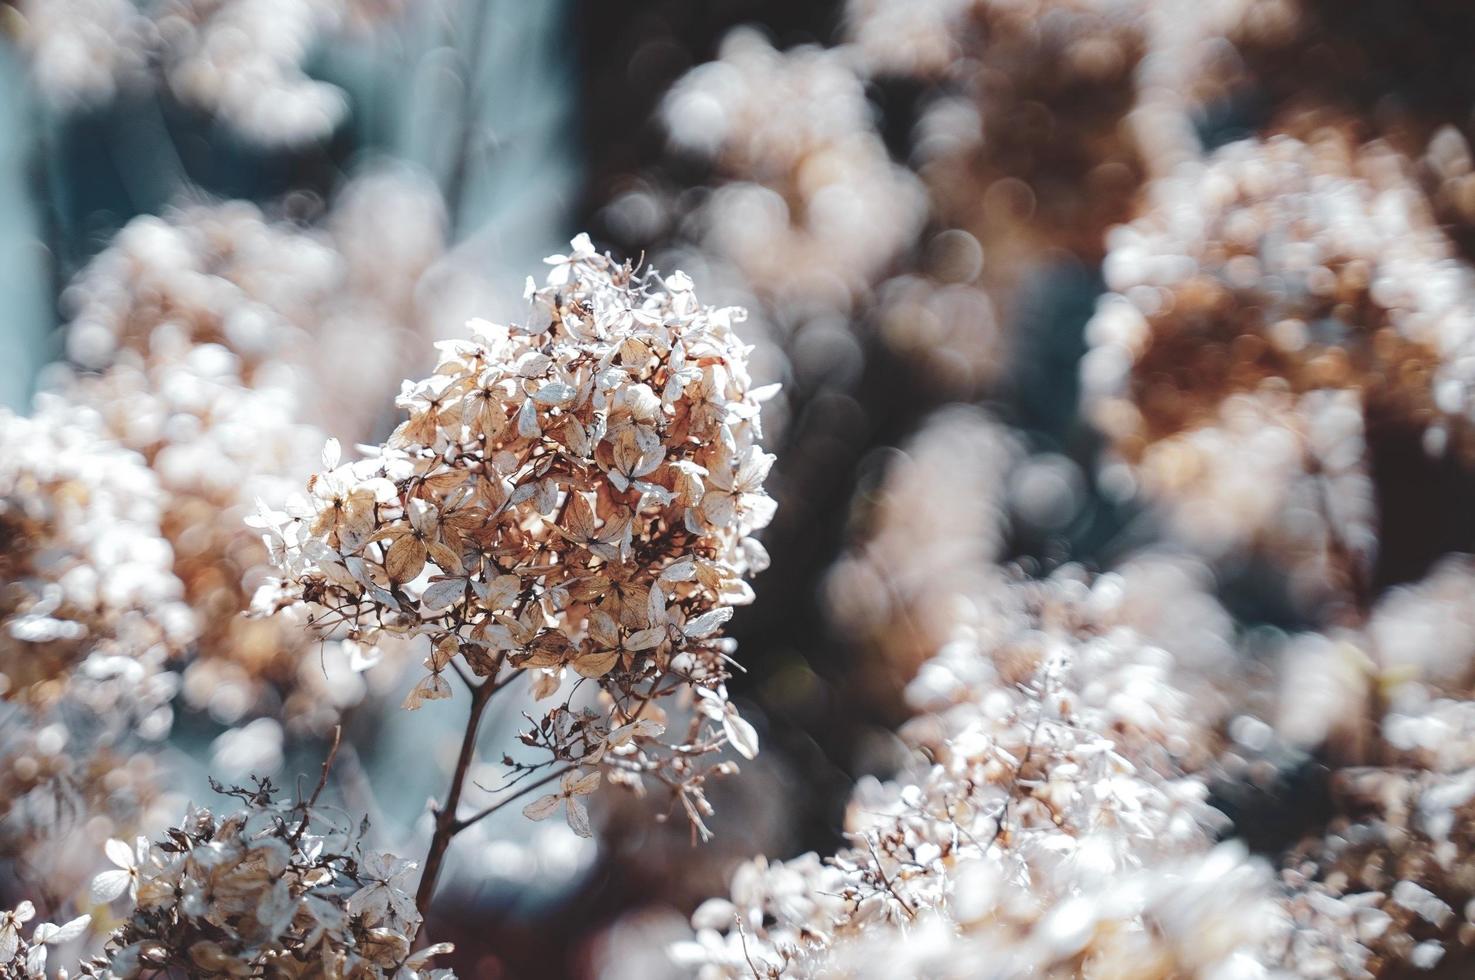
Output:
[
  {"xmin": 290, "ymin": 725, "xmax": 342, "ymax": 846},
  {"xmin": 453, "ymin": 763, "xmax": 572, "ymax": 833},
  {"xmin": 414, "ymin": 490, "xmax": 574, "ymax": 921},
  {"xmin": 415, "ymin": 677, "xmax": 497, "ymax": 915}
]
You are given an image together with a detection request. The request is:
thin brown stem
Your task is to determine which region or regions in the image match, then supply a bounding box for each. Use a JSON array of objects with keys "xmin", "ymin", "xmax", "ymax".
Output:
[
  {"xmin": 415, "ymin": 488, "xmax": 573, "ymax": 922},
  {"xmin": 415, "ymin": 678, "xmax": 496, "ymax": 916},
  {"xmin": 453, "ymin": 763, "xmax": 573, "ymax": 833},
  {"xmin": 290, "ymin": 725, "xmax": 341, "ymax": 847}
]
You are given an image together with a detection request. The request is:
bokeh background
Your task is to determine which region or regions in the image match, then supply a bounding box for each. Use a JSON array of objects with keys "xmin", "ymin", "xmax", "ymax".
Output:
[{"xmin": 8, "ymin": 0, "xmax": 1475, "ymax": 976}]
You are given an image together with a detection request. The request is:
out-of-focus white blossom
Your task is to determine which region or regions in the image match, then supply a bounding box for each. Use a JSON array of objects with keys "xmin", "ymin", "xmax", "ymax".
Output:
[
  {"xmin": 13, "ymin": 0, "xmax": 153, "ymax": 108},
  {"xmin": 14, "ymin": 0, "xmax": 417, "ymax": 143},
  {"xmin": 48, "ymin": 172, "xmax": 453, "ymax": 731},
  {"xmin": 676, "ymin": 569, "xmax": 1283, "ymax": 977},
  {"xmin": 0, "ymin": 408, "xmax": 193, "ymax": 699},
  {"xmin": 664, "ymin": 29, "xmax": 926, "ymax": 315}
]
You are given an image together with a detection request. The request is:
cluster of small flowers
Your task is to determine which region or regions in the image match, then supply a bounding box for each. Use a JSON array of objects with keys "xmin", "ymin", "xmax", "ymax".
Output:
[
  {"xmin": 53, "ymin": 174, "xmax": 449, "ymax": 731},
  {"xmin": 1260, "ymin": 558, "xmax": 1475, "ymax": 974},
  {"xmin": 674, "ymin": 568, "xmax": 1282, "ymax": 977},
  {"xmin": 0, "ymin": 406, "xmax": 195, "ymax": 926},
  {"xmin": 64, "ymin": 172, "xmax": 449, "ymax": 442},
  {"xmin": 844, "ymin": 0, "xmax": 1150, "ymax": 384},
  {"xmin": 662, "ymin": 28, "xmax": 927, "ymax": 316},
  {"xmin": 848, "ymin": 0, "xmax": 1146, "ymax": 253},
  {"xmin": 12, "ymin": 0, "xmax": 411, "ymax": 143},
  {"xmin": 256, "ymin": 236, "xmax": 776, "ymax": 837},
  {"xmin": 1083, "ymin": 131, "xmax": 1475, "ymax": 602},
  {"xmin": 680, "ymin": 554, "xmax": 1475, "ymax": 978},
  {"xmin": 651, "ymin": 0, "xmax": 1152, "ymax": 394},
  {"xmin": 0, "ymin": 721, "xmax": 179, "ymax": 910},
  {"xmin": 48, "ymin": 356, "xmax": 326, "ymax": 717},
  {"xmin": 1270, "ymin": 699, "xmax": 1475, "ymax": 975},
  {"xmin": 0, "ymin": 407, "xmax": 193, "ymax": 702},
  {"xmin": 75, "ymin": 782, "xmax": 453, "ymax": 978}
]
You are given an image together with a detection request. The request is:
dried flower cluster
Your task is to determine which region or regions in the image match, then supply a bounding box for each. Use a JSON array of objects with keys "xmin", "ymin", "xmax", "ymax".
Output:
[
  {"xmin": 65, "ymin": 173, "xmax": 448, "ymax": 442},
  {"xmin": 1083, "ymin": 130, "xmax": 1475, "ymax": 607},
  {"xmin": 671, "ymin": 375, "xmax": 1475, "ymax": 980},
  {"xmin": 646, "ymin": 0, "xmax": 1155, "ymax": 396},
  {"xmin": 52, "ymin": 173, "xmax": 449, "ymax": 732},
  {"xmin": 849, "ymin": 0, "xmax": 1147, "ymax": 256},
  {"xmin": 256, "ymin": 235, "xmax": 776, "ymax": 875},
  {"xmin": 675, "ymin": 567, "xmax": 1285, "ymax": 977},
  {"xmin": 0, "ymin": 404, "xmax": 194, "ymax": 926},
  {"xmin": 677, "ymin": 544, "xmax": 1475, "ymax": 976},
  {"xmin": 0, "ymin": 902, "xmax": 92, "ymax": 979},
  {"xmin": 11, "ymin": 0, "xmax": 412, "ymax": 142},
  {"xmin": 663, "ymin": 29, "xmax": 926, "ymax": 316},
  {"xmin": 77, "ymin": 780, "xmax": 453, "ymax": 978},
  {"xmin": 13, "ymin": 0, "xmax": 1475, "ymax": 975},
  {"xmin": 0, "ymin": 407, "xmax": 192, "ymax": 700}
]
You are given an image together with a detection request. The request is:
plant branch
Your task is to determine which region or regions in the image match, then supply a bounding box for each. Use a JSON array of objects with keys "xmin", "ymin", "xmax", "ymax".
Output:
[
  {"xmin": 415, "ymin": 677, "xmax": 496, "ymax": 915},
  {"xmin": 453, "ymin": 763, "xmax": 573, "ymax": 833},
  {"xmin": 290, "ymin": 725, "xmax": 341, "ymax": 846}
]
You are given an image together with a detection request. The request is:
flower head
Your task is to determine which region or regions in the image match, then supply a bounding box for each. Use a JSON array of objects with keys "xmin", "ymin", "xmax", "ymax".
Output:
[{"xmin": 261, "ymin": 236, "xmax": 777, "ymax": 837}]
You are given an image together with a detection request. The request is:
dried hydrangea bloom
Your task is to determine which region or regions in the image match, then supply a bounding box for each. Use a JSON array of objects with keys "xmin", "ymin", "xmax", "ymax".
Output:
[
  {"xmin": 12, "ymin": 0, "xmax": 415, "ymax": 142},
  {"xmin": 1147, "ymin": 0, "xmax": 1475, "ymax": 267},
  {"xmin": 835, "ymin": 0, "xmax": 1148, "ymax": 388},
  {"xmin": 1083, "ymin": 131, "xmax": 1475, "ymax": 600},
  {"xmin": 1090, "ymin": 131, "xmax": 1475, "ymax": 442},
  {"xmin": 64, "ymin": 176, "xmax": 449, "ymax": 441},
  {"xmin": 1272, "ymin": 699, "xmax": 1475, "ymax": 977},
  {"xmin": 0, "ymin": 408, "xmax": 194, "ymax": 701},
  {"xmin": 11, "ymin": 0, "xmax": 154, "ymax": 107},
  {"xmin": 0, "ymin": 719, "xmax": 181, "ymax": 934},
  {"xmin": 63, "ymin": 200, "xmax": 342, "ymax": 380},
  {"xmin": 54, "ymin": 177, "xmax": 448, "ymax": 730},
  {"xmin": 1226, "ymin": 551, "xmax": 1475, "ymax": 975},
  {"xmin": 674, "ymin": 570, "xmax": 1280, "ymax": 977},
  {"xmin": 663, "ymin": 29, "xmax": 926, "ymax": 313},
  {"xmin": 0, "ymin": 407, "xmax": 194, "ymax": 943},
  {"xmin": 48, "ymin": 350, "xmax": 344, "ymax": 730},
  {"xmin": 258, "ymin": 235, "xmax": 776, "ymax": 843},
  {"xmin": 849, "ymin": 0, "xmax": 1146, "ymax": 260},
  {"xmin": 79, "ymin": 782, "xmax": 454, "ymax": 978}
]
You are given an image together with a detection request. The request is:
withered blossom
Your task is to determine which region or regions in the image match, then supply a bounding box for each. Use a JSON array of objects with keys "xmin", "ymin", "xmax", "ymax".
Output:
[
  {"xmin": 12, "ymin": 0, "xmax": 417, "ymax": 143},
  {"xmin": 79, "ymin": 781, "xmax": 453, "ymax": 978},
  {"xmin": 674, "ymin": 569, "xmax": 1282, "ymax": 977},
  {"xmin": 1083, "ymin": 130, "xmax": 1475, "ymax": 610},
  {"xmin": 0, "ymin": 902, "xmax": 90, "ymax": 980},
  {"xmin": 256, "ymin": 235, "xmax": 776, "ymax": 909},
  {"xmin": 49, "ymin": 174, "xmax": 451, "ymax": 732}
]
